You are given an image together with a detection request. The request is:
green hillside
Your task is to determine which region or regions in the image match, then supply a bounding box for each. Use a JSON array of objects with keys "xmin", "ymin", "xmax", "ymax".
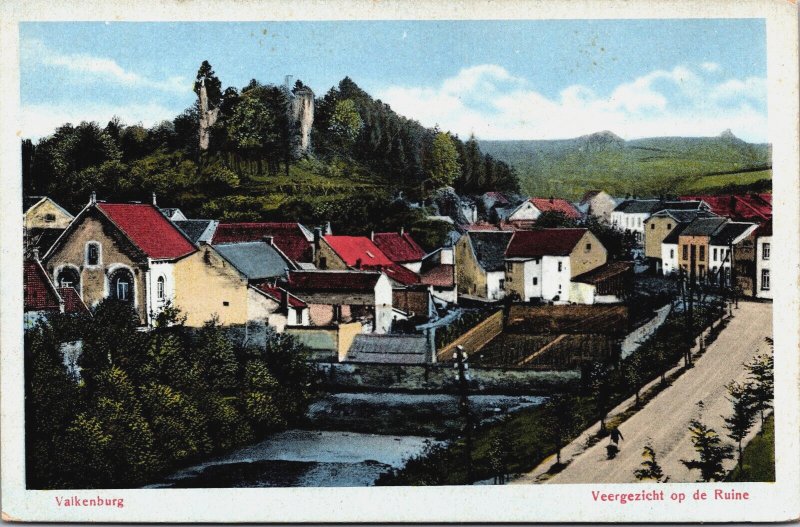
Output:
[{"xmin": 480, "ymin": 131, "xmax": 771, "ymax": 199}]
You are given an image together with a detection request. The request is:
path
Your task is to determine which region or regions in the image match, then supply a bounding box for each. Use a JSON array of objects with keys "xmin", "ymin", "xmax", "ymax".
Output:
[{"xmin": 513, "ymin": 301, "xmax": 772, "ymax": 484}]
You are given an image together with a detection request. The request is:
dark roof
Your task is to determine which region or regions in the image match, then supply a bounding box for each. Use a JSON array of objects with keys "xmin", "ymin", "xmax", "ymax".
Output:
[
  {"xmin": 648, "ymin": 209, "xmax": 717, "ymax": 223},
  {"xmin": 506, "ymin": 228, "xmax": 588, "ymax": 258},
  {"xmin": 213, "ymin": 241, "xmax": 293, "ymax": 280},
  {"xmin": 579, "ymin": 190, "xmax": 602, "ymax": 205},
  {"xmin": 755, "ymin": 219, "xmax": 772, "ymax": 238},
  {"xmin": 613, "ymin": 200, "xmax": 664, "ymax": 214},
  {"xmin": 57, "ymin": 287, "xmax": 90, "ymax": 315},
  {"xmin": 467, "ymin": 231, "xmax": 514, "ymax": 271},
  {"xmin": 174, "ymin": 219, "xmax": 217, "ymax": 243},
  {"xmin": 24, "ymin": 259, "xmax": 61, "ymax": 312},
  {"xmin": 347, "ymin": 334, "xmax": 428, "ymax": 363},
  {"xmin": 97, "ymin": 203, "xmax": 195, "ymax": 260},
  {"xmin": 160, "ymin": 207, "xmax": 182, "ymax": 217},
  {"xmin": 679, "ymin": 217, "xmax": 728, "ymax": 237},
  {"xmin": 286, "ymin": 270, "xmax": 382, "ymax": 292},
  {"xmin": 573, "ymin": 261, "xmax": 633, "ymax": 285},
  {"xmin": 663, "ymin": 223, "xmax": 690, "ymax": 244},
  {"xmin": 372, "ymin": 232, "xmax": 426, "ymax": 263},
  {"xmin": 26, "ymin": 228, "xmax": 65, "ymax": 256},
  {"xmin": 212, "ymin": 222, "xmax": 314, "ymax": 262},
  {"xmin": 661, "ymin": 200, "xmax": 707, "ymax": 211},
  {"xmin": 710, "ymin": 222, "xmax": 757, "ymax": 246},
  {"xmin": 421, "ymin": 264, "xmax": 455, "ymax": 288},
  {"xmin": 252, "ymin": 283, "xmax": 307, "ymax": 308}
]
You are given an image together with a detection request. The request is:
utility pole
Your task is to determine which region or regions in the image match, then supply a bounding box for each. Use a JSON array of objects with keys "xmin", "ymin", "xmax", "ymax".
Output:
[
  {"xmin": 454, "ymin": 345, "xmax": 474, "ymax": 484},
  {"xmin": 686, "ymin": 245, "xmax": 696, "ymax": 367},
  {"xmin": 729, "ymin": 237, "xmax": 738, "ymax": 309}
]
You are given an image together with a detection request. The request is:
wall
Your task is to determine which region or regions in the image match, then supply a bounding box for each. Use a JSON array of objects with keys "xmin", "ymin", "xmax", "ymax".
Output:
[
  {"xmin": 455, "ymin": 235, "xmax": 487, "ymax": 297},
  {"xmin": 146, "ymin": 260, "xmax": 175, "ymax": 325},
  {"xmin": 25, "ymin": 199, "xmax": 74, "ymax": 230},
  {"xmin": 393, "ymin": 288, "xmax": 429, "ymax": 317},
  {"xmin": 661, "ymin": 243, "xmax": 678, "ymax": 275},
  {"xmin": 756, "ymin": 236, "xmax": 772, "ymax": 299},
  {"xmin": 734, "ymin": 235, "xmax": 756, "ymax": 297},
  {"xmin": 173, "ymin": 246, "xmax": 249, "ymax": 327},
  {"xmin": 45, "ymin": 212, "xmax": 148, "ymax": 323},
  {"xmin": 541, "ymin": 255, "xmax": 569, "ymax": 302},
  {"xmin": 486, "ymin": 271, "xmax": 506, "ymax": 300},
  {"xmin": 285, "ymin": 321, "xmax": 363, "ymax": 361},
  {"xmin": 621, "ymin": 303, "xmax": 672, "ymax": 358},
  {"xmin": 569, "ymin": 281, "xmax": 596, "ymax": 305},
  {"xmin": 508, "ymin": 201, "xmax": 540, "ymax": 222},
  {"xmin": 678, "ymin": 235, "xmax": 710, "ymax": 278},
  {"xmin": 569, "ymin": 230, "xmax": 607, "ymax": 277},
  {"xmin": 587, "ymin": 192, "xmax": 616, "ymax": 223},
  {"xmin": 315, "ymin": 239, "xmax": 348, "ymax": 270},
  {"xmin": 437, "ymin": 310, "xmax": 503, "ymax": 361},
  {"xmin": 317, "ymin": 362, "xmax": 580, "ymax": 394},
  {"xmin": 400, "ymin": 261, "xmax": 422, "ymax": 273},
  {"xmin": 645, "ymin": 216, "xmax": 678, "ymax": 259}
]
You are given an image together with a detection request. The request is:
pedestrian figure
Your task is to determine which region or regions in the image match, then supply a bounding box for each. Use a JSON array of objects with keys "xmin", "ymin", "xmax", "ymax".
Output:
[{"xmin": 610, "ymin": 427, "xmax": 624, "ymax": 445}]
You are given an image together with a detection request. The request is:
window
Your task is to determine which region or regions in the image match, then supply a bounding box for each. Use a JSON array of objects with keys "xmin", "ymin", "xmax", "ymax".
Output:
[
  {"xmin": 223, "ymin": 301, "xmax": 230, "ymax": 306},
  {"xmin": 557, "ymin": 261, "xmax": 563, "ymax": 272},
  {"xmin": 682, "ymin": 245, "xmax": 688, "ymax": 260},
  {"xmin": 667, "ymin": 223, "xmax": 672, "ymax": 230},
  {"xmin": 506, "ymin": 262, "xmax": 513, "ymax": 272},
  {"xmin": 699, "ymin": 246, "xmax": 705, "ymax": 261},
  {"xmin": 499, "ymin": 279, "xmax": 505, "ymax": 290},
  {"xmin": 670, "ymin": 249, "xmax": 675, "ymax": 259},
  {"xmin": 57, "ymin": 268, "xmax": 80, "ymax": 289},
  {"xmin": 761, "ymin": 269, "xmax": 770, "ymax": 290},
  {"xmin": 86, "ymin": 242, "xmax": 100, "ymax": 266},
  {"xmin": 44, "ymin": 213, "xmax": 56, "ymax": 223},
  {"xmin": 650, "ymin": 223, "xmax": 655, "ymax": 230},
  {"xmin": 532, "ymin": 277, "xmax": 538, "ymax": 286},
  {"xmin": 698, "ymin": 265, "xmax": 705, "ymax": 278},
  {"xmin": 585, "ymin": 243, "xmax": 592, "ymax": 251},
  {"xmin": 713, "ymin": 248, "xmax": 718, "ymax": 261},
  {"xmin": 319, "ymin": 257, "xmax": 327, "ymax": 270},
  {"xmin": 156, "ymin": 276, "xmax": 165, "ymax": 301},
  {"xmin": 110, "ymin": 269, "xmax": 133, "ymax": 302},
  {"xmin": 763, "ymin": 243, "xmax": 770, "ymax": 260}
]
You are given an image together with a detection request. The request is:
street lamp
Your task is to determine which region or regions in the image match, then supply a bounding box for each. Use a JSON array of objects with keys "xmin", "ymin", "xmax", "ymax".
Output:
[{"xmin": 454, "ymin": 345, "xmax": 474, "ymax": 484}]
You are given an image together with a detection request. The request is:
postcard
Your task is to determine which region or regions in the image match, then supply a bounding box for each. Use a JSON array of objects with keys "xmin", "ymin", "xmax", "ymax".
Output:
[{"xmin": 1, "ymin": 0, "xmax": 798, "ymax": 523}]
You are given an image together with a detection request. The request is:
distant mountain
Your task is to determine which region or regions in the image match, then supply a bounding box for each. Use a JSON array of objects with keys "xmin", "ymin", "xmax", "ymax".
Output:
[{"xmin": 480, "ymin": 131, "xmax": 771, "ymax": 200}]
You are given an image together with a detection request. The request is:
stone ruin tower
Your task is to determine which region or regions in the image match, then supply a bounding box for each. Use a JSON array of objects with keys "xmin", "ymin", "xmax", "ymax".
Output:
[
  {"xmin": 290, "ymin": 86, "xmax": 314, "ymax": 157},
  {"xmin": 198, "ymin": 78, "xmax": 220, "ymax": 151}
]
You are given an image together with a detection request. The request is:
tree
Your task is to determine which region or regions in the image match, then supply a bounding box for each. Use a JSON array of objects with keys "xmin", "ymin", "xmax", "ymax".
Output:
[
  {"xmin": 543, "ymin": 393, "xmax": 579, "ymax": 465},
  {"xmin": 624, "ymin": 352, "xmax": 645, "ymax": 407},
  {"xmin": 425, "ymin": 132, "xmax": 460, "ymax": 190},
  {"xmin": 723, "ymin": 381, "xmax": 756, "ymax": 468},
  {"xmin": 329, "ymin": 98, "xmax": 363, "ymax": 150},
  {"xmin": 745, "ymin": 352, "xmax": 774, "ymax": 429},
  {"xmin": 634, "ymin": 442, "xmax": 669, "ymax": 482},
  {"xmin": 588, "ymin": 362, "xmax": 614, "ymax": 433},
  {"xmin": 487, "ymin": 426, "xmax": 514, "ymax": 484},
  {"xmin": 193, "ymin": 60, "xmax": 223, "ymax": 109},
  {"xmin": 681, "ymin": 418, "xmax": 734, "ymax": 482},
  {"xmin": 535, "ymin": 210, "xmax": 578, "ymax": 228}
]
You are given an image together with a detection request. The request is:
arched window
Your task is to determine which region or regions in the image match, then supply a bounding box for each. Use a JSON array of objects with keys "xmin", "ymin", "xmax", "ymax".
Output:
[
  {"xmin": 157, "ymin": 276, "xmax": 165, "ymax": 301},
  {"xmin": 56, "ymin": 268, "xmax": 80, "ymax": 289},
  {"xmin": 109, "ymin": 269, "xmax": 134, "ymax": 302}
]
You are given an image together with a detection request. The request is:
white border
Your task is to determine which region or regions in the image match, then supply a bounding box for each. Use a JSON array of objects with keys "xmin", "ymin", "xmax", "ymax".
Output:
[{"xmin": 1, "ymin": 0, "xmax": 798, "ymax": 523}]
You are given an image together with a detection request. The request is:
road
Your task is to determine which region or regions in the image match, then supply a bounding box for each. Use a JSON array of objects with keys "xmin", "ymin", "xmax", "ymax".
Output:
[{"xmin": 515, "ymin": 301, "xmax": 772, "ymax": 484}]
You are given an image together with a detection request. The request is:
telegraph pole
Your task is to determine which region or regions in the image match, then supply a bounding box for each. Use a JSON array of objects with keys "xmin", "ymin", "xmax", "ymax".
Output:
[
  {"xmin": 685, "ymin": 245, "xmax": 696, "ymax": 367},
  {"xmin": 454, "ymin": 345, "xmax": 474, "ymax": 484}
]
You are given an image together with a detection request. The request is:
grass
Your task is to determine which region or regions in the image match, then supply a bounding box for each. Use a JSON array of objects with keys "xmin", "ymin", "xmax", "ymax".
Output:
[
  {"xmin": 726, "ymin": 414, "xmax": 775, "ymax": 482},
  {"xmin": 679, "ymin": 169, "xmax": 772, "ymax": 194}
]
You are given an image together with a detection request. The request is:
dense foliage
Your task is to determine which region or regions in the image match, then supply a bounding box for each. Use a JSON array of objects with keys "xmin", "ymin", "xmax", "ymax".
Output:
[
  {"xmin": 22, "ymin": 63, "xmax": 519, "ymax": 235},
  {"xmin": 25, "ymin": 301, "xmax": 319, "ymax": 489}
]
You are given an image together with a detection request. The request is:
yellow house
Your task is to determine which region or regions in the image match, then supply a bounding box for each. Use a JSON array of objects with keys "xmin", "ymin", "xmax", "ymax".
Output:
[
  {"xmin": 24, "ymin": 196, "xmax": 74, "ymax": 230},
  {"xmin": 455, "ymin": 231, "xmax": 514, "ymax": 300}
]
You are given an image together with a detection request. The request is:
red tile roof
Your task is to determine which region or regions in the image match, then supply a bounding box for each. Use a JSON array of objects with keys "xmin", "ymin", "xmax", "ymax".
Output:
[
  {"xmin": 506, "ymin": 228, "xmax": 589, "ymax": 258},
  {"xmin": 97, "ymin": 203, "xmax": 195, "ymax": 260},
  {"xmin": 212, "ymin": 223, "xmax": 313, "ymax": 262},
  {"xmin": 57, "ymin": 287, "xmax": 90, "ymax": 315},
  {"xmin": 382, "ymin": 263, "xmax": 420, "ymax": 286},
  {"xmin": 529, "ymin": 198, "xmax": 582, "ymax": 219},
  {"xmin": 754, "ymin": 219, "xmax": 772, "ymax": 238},
  {"xmin": 286, "ymin": 270, "xmax": 382, "ymax": 292},
  {"xmin": 253, "ymin": 283, "xmax": 308, "ymax": 308},
  {"xmin": 24, "ymin": 259, "xmax": 61, "ymax": 312},
  {"xmin": 323, "ymin": 236, "xmax": 394, "ymax": 267},
  {"xmin": 372, "ymin": 232, "xmax": 426, "ymax": 263},
  {"xmin": 679, "ymin": 194, "xmax": 772, "ymax": 222},
  {"xmin": 421, "ymin": 264, "xmax": 455, "ymax": 288},
  {"xmin": 467, "ymin": 222, "xmax": 516, "ymax": 231}
]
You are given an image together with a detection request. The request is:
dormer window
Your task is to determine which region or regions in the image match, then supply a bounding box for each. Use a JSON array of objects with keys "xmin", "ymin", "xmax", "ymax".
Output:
[
  {"xmin": 366, "ymin": 250, "xmax": 375, "ymax": 259},
  {"xmin": 86, "ymin": 242, "xmax": 100, "ymax": 266}
]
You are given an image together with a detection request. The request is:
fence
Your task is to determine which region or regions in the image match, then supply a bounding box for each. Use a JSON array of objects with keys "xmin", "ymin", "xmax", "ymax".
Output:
[
  {"xmin": 620, "ymin": 303, "xmax": 672, "ymax": 358},
  {"xmin": 436, "ymin": 310, "xmax": 504, "ymax": 362}
]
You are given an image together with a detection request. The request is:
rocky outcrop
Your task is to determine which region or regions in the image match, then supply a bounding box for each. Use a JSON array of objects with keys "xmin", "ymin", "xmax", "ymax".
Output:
[
  {"xmin": 198, "ymin": 78, "xmax": 220, "ymax": 151},
  {"xmin": 291, "ymin": 87, "xmax": 315, "ymax": 156}
]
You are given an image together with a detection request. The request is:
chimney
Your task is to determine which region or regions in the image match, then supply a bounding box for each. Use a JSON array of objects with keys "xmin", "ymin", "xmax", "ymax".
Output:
[
  {"xmin": 89, "ymin": 191, "xmax": 96, "ymax": 205},
  {"xmin": 355, "ymin": 258, "xmax": 362, "ymax": 269},
  {"xmin": 152, "ymin": 192, "xmax": 158, "ymax": 206},
  {"xmin": 324, "ymin": 221, "xmax": 332, "ymax": 235},
  {"xmin": 370, "ymin": 231, "xmax": 374, "ymax": 242},
  {"xmin": 400, "ymin": 226, "xmax": 405, "ymax": 236},
  {"xmin": 313, "ymin": 227, "xmax": 322, "ymax": 261},
  {"xmin": 32, "ymin": 247, "xmax": 40, "ymax": 261},
  {"xmin": 280, "ymin": 287, "xmax": 289, "ymax": 313},
  {"xmin": 549, "ymin": 196, "xmax": 554, "ymax": 203}
]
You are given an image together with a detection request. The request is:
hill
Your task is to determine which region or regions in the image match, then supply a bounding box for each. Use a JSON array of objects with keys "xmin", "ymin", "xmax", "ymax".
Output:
[{"xmin": 480, "ymin": 131, "xmax": 771, "ymax": 200}]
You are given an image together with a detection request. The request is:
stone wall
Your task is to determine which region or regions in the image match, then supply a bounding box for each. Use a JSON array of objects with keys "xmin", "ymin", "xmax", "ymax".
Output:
[{"xmin": 621, "ymin": 303, "xmax": 672, "ymax": 358}]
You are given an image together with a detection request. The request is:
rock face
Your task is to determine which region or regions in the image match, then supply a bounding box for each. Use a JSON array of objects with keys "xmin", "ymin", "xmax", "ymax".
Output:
[
  {"xmin": 291, "ymin": 87, "xmax": 315, "ymax": 156},
  {"xmin": 199, "ymin": 79, "xmax": 220, "ymax": 151}
]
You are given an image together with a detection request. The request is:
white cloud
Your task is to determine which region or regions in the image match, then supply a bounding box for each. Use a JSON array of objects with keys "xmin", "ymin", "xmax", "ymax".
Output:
[
  {"xmin": 376, "ymin": 64, "xmax": 768, "ymax": 142},
  {"xmin": 701, "ymin": 62, "xmax": 722, "ymax": 73},
  {"xmin": 22, "ymin": 38, "xmax": 191, "ymax": 94},
  {"xmin": 20, "ymin": 102, "xmax": 178, "ymax": 140}
]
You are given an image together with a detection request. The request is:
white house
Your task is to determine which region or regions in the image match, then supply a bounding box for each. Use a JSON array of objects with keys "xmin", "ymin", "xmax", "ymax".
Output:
[
  {"xmin": 755, "ymin": 221, "xmax": 772, "ymax": 299},
  {"xmin": 708, "ymin": 222, "xmax": 758, "ymax": 286}
]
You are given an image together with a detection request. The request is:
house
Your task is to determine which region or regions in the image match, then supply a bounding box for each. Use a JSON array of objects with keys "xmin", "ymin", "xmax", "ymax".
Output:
[
  {"xmin": 480, "ymin": 191, "xmax": 512, "ymax": 212},
  {"xmin": 420, "ymin": 247, "xmax": 457, "ymax": 304},
  {"xmin": 174, "ymin": 219, "xmax": 218, "ymax": 244},
  {"xmin": 43, "ymin": 196, "xmax": 197, "ymax": 326},
  {"xmin": 755, "ymin": 220, "xmax": 772, "ymax": 299},
  {"xmin": 571, "ymin": 261, "xmax": 634, "ymax": 304},
  {"xmin": 283, "ymin": 270, "xmax": 394, "ymax": 333},
  {"xmin": 506, "ymin": 197, "xmax": 582, "ymax": 228},
  {"xmin": 251, "ymin": 283, "xmax": 311, "ymax": 330},
  {"xmin": 24, "ymin": 257, "xmax": 88, "ymax": 328},
  {"xmin": 612, "ymin": 199, "xmax": 709, "ymax": 243},
  {"xmin": 372, "ymin": 229, "xmax": 426, "ymax": 273},
  {"xmin": 661, "ymin": 223, "xmax": 689, "ymax": 276},
  {"xmin": 24, "ymin": 196, "xmax": 75, "ymax": 257},
  {"xmin": 345, "ymin": 334, "xmax": 432, "ymax": 364},
  {"xmin": 455, "ymin": 231, "xmax": 514, "ymax": 301},
  {"xmin": 212, "ymin": 240, "xmax": 296, "ymax": 282},
  {"xmin": 644, "ymin": 209, "xmax": 717, "ymax": 273},
  {"xmin": 708, "ymin": 222, "xmax": 758, "ymax": 286},
  {"xmin": 733, "ymin": 230, "xmax": 757, "ymax": 297},
  {"xmin": 160, "ymin": 208, "xmax": 187, "ymax": 221},
  {"xmin": 676, "ymin": 217, "xmax": 728, "ymax": 281},
  {"xmin": 577, "ymin": 190, "xmax": 621, "ymax": 223},
  {"xmin": 212, "ymin": 222, "xmax": 315, "ymax": 267},
  {"xmin": 504, "ymin": 228, "xmax": 607, "ymax": 303},
  {"xmin": 679, "ymin": 194, "xmax": 771, "ymax": 223}
]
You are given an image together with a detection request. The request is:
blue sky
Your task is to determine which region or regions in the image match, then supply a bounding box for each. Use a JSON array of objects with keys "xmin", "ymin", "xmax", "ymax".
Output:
[{"xmin": 20, "ymin": 19, "xmax": 768, "ymax": 141}]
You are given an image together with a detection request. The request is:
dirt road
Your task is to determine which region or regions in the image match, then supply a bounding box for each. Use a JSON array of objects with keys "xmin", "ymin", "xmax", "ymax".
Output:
[{"xmin": 517, "ymin": 301, "xmax": 772, "ymax": 484}]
